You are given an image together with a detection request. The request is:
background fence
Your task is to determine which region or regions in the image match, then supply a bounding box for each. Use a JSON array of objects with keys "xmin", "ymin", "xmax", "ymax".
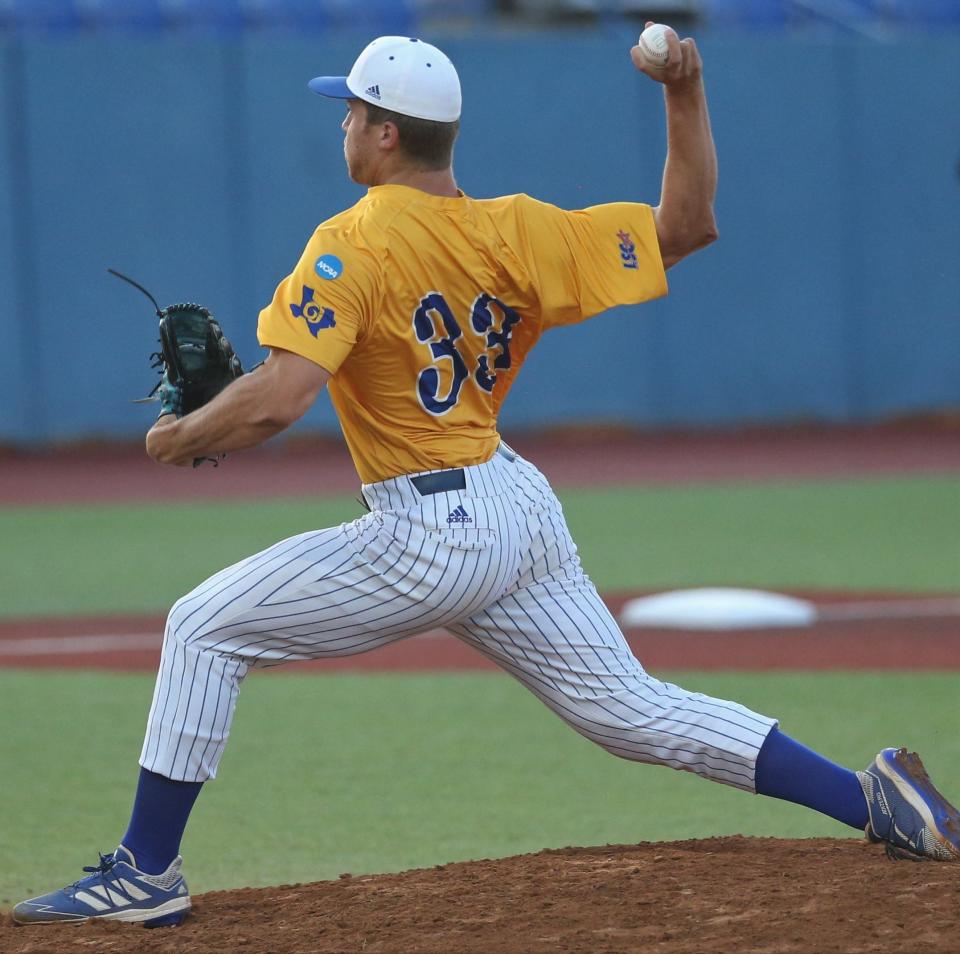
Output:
[{"xmin": 1, "ymin": 18, "xmax": 958, "ymax": 443}]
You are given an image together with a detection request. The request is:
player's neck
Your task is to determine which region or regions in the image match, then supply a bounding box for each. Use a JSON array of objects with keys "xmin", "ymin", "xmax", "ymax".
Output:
[{"xmin": 375, "ymin": 165, "xmax": 459, "ymax": 198}]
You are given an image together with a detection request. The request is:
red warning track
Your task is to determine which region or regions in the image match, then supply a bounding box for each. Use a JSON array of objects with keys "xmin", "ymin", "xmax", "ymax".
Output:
[
  {"xmin": 1, "ymin": 593, "xmax": 958, "ymax": 673},
  {"xmin": 2, "ymin": 422, "xmax": 959, "ymax": 507}
]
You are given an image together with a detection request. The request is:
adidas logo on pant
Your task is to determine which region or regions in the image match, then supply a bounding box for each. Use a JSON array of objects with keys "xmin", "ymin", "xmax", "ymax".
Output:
[{"xmin": 447, "ymin": 505, "xmax": 472, "ymax": 525}]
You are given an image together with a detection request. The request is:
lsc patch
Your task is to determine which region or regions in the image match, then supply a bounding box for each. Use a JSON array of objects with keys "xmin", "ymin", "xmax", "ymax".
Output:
[
  {"xmin": 617, "ymin": 230, "xmax": 639, "ymax": 270},
  {"xmin": 315, "ymin": 254, "xmax": 343, "ymax": 281}
]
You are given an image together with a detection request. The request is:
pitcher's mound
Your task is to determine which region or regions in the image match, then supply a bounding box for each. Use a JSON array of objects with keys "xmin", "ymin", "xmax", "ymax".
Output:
[{"xmin": 5, "ymin": 837, "xmax": 959, "ymax": 953}]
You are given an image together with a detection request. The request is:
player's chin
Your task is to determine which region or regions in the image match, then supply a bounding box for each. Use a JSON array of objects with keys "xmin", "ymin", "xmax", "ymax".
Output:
[{"xmin": 345, "ymin": 164, "xmax": 370, "ymax": 186}]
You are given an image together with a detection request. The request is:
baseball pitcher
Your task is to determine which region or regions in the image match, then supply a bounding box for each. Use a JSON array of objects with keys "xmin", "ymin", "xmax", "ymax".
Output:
[{"xmin": 15, "ymin": 29, "xmax": 959, "ymax": 928}]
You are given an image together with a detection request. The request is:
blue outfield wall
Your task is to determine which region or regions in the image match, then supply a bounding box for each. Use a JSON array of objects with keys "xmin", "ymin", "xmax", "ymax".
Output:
[{"xmin": 1, "ymin": 30, "xmax": 958, "ymax": 443}]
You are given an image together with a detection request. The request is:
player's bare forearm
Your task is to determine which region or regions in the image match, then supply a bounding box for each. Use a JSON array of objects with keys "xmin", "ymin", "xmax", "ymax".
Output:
[
  {"xmin": 146, "ymin": 374, "xmax": 285, "ymax": 466},
  {"xmin": 632, "ymin": 26, "xmax": 718, "ymax": 269},
  {"xmin": 655, "ymin": 80, "xmax": 718, "ymax": 268},
  {"xmin": 146, "ymin": 348, "xmax": 330, "ymax": 466}
]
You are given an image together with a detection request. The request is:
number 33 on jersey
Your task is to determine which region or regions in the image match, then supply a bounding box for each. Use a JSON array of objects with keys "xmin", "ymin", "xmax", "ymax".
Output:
[
  {"xmin": 257, "ymin": 184, "xmax": 668, "ymax": 484},
  {"xmin": 413, "ymin": 291, "xmax": 521, "ymax": 415}
]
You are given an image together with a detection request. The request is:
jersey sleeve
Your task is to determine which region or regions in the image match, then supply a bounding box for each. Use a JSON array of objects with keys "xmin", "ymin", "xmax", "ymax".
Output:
[
  {"xmin": 257, "ymin": 227, "xmax": 380, "ymax": 376},
  {"xmin": 524, "ymin": 199, "xmax": 668, "ymax": 328}
]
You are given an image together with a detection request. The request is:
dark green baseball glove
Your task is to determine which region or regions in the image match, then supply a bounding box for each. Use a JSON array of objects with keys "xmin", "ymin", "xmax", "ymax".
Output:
[
  {"xmin": 110, "ymin": 269, "xmax": 246, "ymax": 467},
  {"xmin": 151, "ymin": 303, "xmax": 244, "ymax": 419}
]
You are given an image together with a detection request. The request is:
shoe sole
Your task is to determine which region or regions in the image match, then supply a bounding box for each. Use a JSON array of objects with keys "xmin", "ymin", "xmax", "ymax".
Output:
[
  {"xmin": 12, "ymin": 896, "xmax": 191, "ymax": 928},
  {"xmin": 104, "ymin": 896, "xmax": 191, "ymax": 927},
  {"xmin": 877, "ymin": 748, "xmax": 960, "ymax": 860}
]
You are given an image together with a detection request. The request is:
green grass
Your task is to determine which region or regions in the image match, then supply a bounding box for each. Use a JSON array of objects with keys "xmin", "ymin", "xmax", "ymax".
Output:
[
  {"xmin": 0, "ymin": 496, "xmax": 360, "ymax": 618},
  {"xmin": 0, "ymin": 475, "xmax": 956, "ymax": 617},
  {"xmin": 563, "ymin": 475, "xmax": 960, "ymax": 593},
  {"xmin": 1, "ymin": 669, "xmax": 957, "ymax": 909}
]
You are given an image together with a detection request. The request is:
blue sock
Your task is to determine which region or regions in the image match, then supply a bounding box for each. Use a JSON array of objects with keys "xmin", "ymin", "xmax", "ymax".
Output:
[
  {"xmin": 121, "ymin": 768, "xmax": 204, "ymax": 874},
  {"xmin": 754, "ymin": 727, "xmax": 869, "ymax": 831}
]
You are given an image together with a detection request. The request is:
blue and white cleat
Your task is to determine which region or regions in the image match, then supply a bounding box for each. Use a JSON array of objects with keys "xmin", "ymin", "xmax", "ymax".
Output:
[
  {"xmin": 12, "ymin": 845, "xmax": 191, "ymax": 927},
  {"xmin": 857, "ymin": 748, "xmax": 960, "ymax": 862}
]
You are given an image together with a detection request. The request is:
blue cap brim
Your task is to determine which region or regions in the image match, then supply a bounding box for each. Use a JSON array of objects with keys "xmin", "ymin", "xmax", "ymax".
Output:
[{"xmin": 308, "ymin": 76, "xmax": 354, "ymax": 100}]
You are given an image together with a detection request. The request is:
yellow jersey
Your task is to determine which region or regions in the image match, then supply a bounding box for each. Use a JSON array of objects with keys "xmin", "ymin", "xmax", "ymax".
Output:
[{"xmin": 257, "ymin": 184, "xmax": 667, "ymax": 483}]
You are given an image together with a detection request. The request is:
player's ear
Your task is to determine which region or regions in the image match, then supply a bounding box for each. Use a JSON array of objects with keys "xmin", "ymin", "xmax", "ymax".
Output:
[{"xmin": 379, "ymin": 121, "xmax": 401, "ymax": 152}]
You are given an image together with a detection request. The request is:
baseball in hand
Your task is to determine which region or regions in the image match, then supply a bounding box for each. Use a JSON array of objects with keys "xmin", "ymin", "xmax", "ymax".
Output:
[{"xmin": 638, "ymin": 24, "xmax": 676, "ymax": 70}]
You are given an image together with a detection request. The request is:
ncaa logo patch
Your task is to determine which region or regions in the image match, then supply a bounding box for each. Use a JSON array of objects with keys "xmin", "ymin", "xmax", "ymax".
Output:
[{"xmin": 315, "ymin": 254, "xmax": 343, "ymax": 281}]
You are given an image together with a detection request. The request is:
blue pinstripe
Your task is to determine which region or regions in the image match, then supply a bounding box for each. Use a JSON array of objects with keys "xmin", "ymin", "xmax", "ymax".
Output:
[{"xmin": 140, "ymin": 449, "xmax": 776, "ymax": 787}]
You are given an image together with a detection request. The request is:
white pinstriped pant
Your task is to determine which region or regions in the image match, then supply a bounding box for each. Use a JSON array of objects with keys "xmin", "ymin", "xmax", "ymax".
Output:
[{"xmin": 141, "ymin": 447, "xmax": 777, "ymax": 787}]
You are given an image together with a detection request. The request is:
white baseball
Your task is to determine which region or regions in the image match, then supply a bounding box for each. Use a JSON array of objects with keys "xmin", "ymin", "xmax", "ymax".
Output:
[{"xmin": 638, "ymin": 24, "xmax": 675, "ymax": 70}]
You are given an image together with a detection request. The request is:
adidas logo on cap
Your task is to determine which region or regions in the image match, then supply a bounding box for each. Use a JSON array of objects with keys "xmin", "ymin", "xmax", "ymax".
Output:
[{"xmin": 365, "ymin": 84, "xmax": 381, "ymax": 100}]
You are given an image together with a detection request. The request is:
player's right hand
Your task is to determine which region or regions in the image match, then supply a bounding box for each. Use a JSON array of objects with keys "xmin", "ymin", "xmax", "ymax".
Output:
[{"xmin": 630, "ymin": 22, "xmax": 703, "ymax": 92}]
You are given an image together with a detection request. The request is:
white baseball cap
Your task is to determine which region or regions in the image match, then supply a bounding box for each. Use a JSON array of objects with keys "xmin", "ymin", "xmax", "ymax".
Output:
[{"xmin": 308, "ymin": 36, "xmax": 461, "ymax": 123}]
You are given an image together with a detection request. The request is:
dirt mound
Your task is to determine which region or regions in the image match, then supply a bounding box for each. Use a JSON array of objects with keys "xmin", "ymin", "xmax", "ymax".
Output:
[{"xmin": 4, "ymin": 837, "xmax": 959, "ymax": 953}]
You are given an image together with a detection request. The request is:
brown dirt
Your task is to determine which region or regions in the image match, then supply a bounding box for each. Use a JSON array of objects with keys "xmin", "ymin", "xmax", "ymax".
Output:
[{"xmin": 3, "ymin": 837, "xmax": 959, "ymax": 953}]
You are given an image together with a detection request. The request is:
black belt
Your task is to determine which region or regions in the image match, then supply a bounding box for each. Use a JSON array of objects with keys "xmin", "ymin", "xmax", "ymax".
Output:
[{"xmin": 410, "ymin": 443, "xmax": 516, "ymax": 496}]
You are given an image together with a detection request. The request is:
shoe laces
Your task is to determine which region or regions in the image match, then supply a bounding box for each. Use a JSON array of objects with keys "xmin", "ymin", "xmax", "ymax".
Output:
[
  {"xmin": 67, "ymin": 851, "xmax": 118, "ymax": 893},
  {"xmin": 82, "ymin": 852, "xmax": 118, "ymax": 877}
]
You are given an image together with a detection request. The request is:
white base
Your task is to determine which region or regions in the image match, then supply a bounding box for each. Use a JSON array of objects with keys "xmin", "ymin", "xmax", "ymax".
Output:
[{"xmin": 620, "ymin": 588, "xmax": 817, "ymax": 630}]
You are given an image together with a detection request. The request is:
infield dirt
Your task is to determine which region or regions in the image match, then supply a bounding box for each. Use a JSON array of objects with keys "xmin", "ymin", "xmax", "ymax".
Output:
[{"xmin": 4, "ymin": 837, "xmax": 959, "ymax": 953}]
